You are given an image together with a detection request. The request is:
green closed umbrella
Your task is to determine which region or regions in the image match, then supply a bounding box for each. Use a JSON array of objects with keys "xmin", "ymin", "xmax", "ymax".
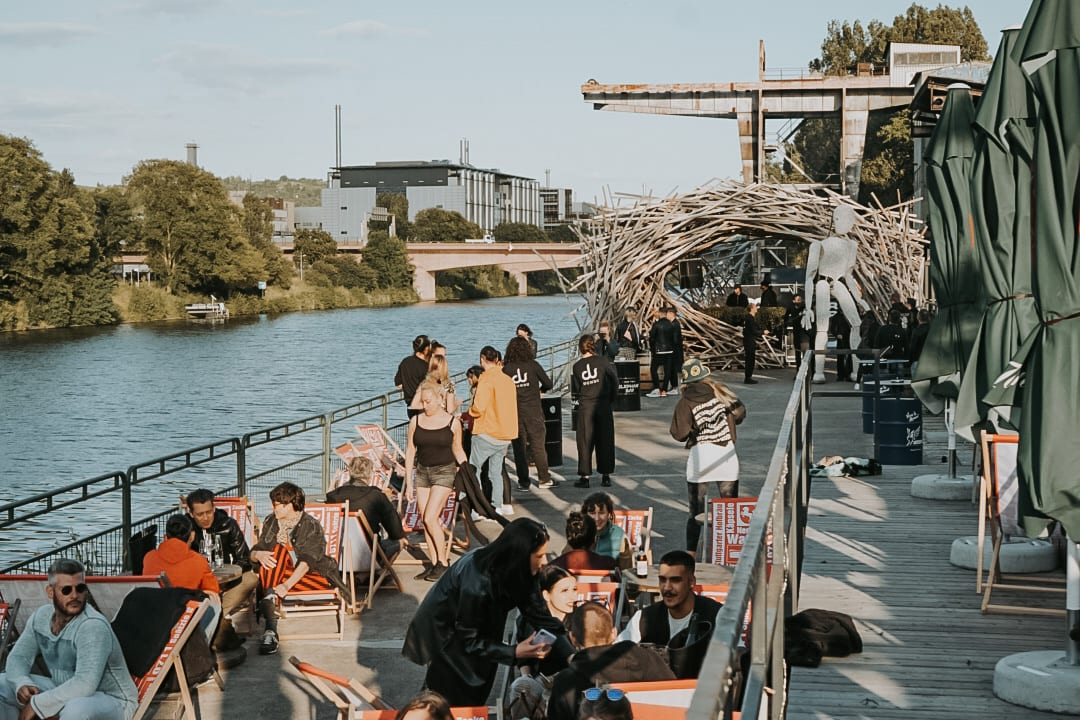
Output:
[
  {"xmin": 912, "ymin": 86, "xmax": 984, "ymax": 418},
  {"xmin": 955, "ymin": 28, "xmax": 1040, "ymax": 441},
  {"xmin": 1007, "ymin": 0, "xmax": 1080, "ymax": 541}
]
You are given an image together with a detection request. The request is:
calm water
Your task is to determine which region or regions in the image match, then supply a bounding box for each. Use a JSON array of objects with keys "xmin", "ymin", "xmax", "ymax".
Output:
[{"xmin": 0, "ymin": 295, "xmax": 585, "ymax": 506}]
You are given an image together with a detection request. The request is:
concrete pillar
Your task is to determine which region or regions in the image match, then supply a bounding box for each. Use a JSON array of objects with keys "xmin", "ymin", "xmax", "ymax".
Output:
[
  {"xmin": 508, "ymin": 270, "xmax": 528, "ymax": 297},
  {"xmin": 840, "ymin": 103, "xmax": 869, "ymax": 200},
  {"xmin": 414, "ymin": 268, "xmax": 436, "ymax": 302},
  {"xmin": 737, "ymin": 110, "xmax": 759, "ymax": 184}
]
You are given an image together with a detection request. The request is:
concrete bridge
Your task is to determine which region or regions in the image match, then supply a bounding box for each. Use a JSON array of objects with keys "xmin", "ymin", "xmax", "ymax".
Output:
[{"xmin": 406, "ymin": 242, "xmax": 582, "ymax": 301}]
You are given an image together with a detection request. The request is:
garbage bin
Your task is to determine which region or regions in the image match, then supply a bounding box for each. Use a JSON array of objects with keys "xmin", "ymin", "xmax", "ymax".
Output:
[
  {"xmin": 637, "ymin": 353, "xmax": 653, "ymax": 393},
  {"xmin": 542, "ymin": 395, "xmax": 563, "ymax": 467},
  {"xmin": 875, "ymin": 385, "xmax": 923, "ymax": 465},
  {"xmin": 861, "ymin": 370, "xmax": 900, "ymax": 434},
  {"xmin": 613, "ymin": 360, "xmax": 641, "ymax": 412}
]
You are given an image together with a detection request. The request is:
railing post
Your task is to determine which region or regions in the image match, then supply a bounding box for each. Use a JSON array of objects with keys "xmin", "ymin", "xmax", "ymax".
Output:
[
  {"xmin": 322, "ymin": 413, "xmax": 332, "ymax": 493},
  {"xmin": 121, "ymin": 470, "xmax": 133, "ymax": 573},
  {"xmin": 236, "ymin": 437, "xmax": 247, "ymax": 496},
  {"xmin": 382, "ymin": 394, "xmax": 390, "ymax": 429}
]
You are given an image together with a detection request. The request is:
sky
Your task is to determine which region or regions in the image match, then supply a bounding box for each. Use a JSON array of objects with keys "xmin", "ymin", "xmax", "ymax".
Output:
[{"xmin": 1, "ymin": 0, "xmax": 1023, "ymax": 206}]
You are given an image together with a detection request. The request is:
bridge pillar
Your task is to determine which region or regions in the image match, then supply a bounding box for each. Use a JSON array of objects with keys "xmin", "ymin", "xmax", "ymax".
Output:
[
  {"xmin": 508, "ymin": 270, "xmax": 528, "ymax": 297},
  {"xmin": 414, "ymin": 268, "xmax": 437, "ymax": 302},
  {"xmin": 840, "ymin": 103, "xmax": 869, "ymax": 201},
  {"xmin": 737, "ymin": 109, "xmax": 760, "ymax": 184}
]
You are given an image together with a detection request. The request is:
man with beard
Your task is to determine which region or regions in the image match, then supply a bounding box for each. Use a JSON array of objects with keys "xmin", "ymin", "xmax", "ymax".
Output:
[
  {"xmin": 546, "ymin": 601, "xmax": 673, "ymax": 720},
  {"xmin": 618, "ymin": 550, "xmax": 721, "ymax": 644},
  {"xmin": 0, "ymin": 558, "xmax": 138, "ymax": 720}
]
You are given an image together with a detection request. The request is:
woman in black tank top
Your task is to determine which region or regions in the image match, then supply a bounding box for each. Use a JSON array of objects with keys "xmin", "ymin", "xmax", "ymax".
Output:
[{"xmin": 406, "ymin": 378, "xmax": 468, "ymax": 581}]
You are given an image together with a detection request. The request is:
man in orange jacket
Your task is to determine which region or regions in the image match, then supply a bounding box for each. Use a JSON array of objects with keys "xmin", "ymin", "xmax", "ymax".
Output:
[
  {"xmin": 468, "ymin": 345, "xmax": 519, "ymax": 516},
  {"xmin": 143, "ymin": 514, "xmax": 221, "ymax": 643}
]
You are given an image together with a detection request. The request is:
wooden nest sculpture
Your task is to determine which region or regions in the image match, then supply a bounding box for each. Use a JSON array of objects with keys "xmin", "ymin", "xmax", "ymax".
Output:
[{"xmin": 570, "ymin": 180, "xmax": 926, "ymax": 370}]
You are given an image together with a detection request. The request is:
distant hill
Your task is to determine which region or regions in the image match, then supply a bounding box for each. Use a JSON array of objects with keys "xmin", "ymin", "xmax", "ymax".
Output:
[{"xmin": 220, "ymin": 176, "xmax": 326, "ymax": 206}]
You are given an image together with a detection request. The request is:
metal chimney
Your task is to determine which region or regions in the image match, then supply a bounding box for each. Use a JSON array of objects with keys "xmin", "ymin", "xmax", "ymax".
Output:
[
  {"xmin": 334, "ymin": 105, "xmax": 342, "ymax": 169},
  {"xmin": 186, "ymin": 143, "xmax": 198, "ymax": 166},
  {"xmin": 545, "ymin": 169, "xmax": 551, "ymax": 188}
]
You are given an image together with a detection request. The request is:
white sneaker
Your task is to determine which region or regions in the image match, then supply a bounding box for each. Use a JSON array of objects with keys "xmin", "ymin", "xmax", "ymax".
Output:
[
  {"xmin": 645, "ymin": 389, "xmax": 662, "ymax": 398},
  {"xmin": 470, "ymin": 510, "xmax": 483, "ymax": 521},
  {"xmin": 497, "ymin": 504, "xmax": 514, "ymax": 516}
]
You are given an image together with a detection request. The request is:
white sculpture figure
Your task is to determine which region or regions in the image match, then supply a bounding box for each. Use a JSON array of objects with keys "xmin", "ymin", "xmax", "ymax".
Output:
[{"xmin": 802, "ymin": 205, "xmax": 870, "ymax": 384}]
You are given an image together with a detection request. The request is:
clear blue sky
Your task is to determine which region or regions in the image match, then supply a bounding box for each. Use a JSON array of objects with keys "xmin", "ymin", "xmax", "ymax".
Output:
[{"xmin": 1, "ymin": 1, "xmax": 1022, "ymax": 204}]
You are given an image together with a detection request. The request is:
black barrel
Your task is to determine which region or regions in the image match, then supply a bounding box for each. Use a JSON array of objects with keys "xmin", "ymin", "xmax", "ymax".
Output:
[
  {"xmin": 542, "ymin": 395, "xmax": 563, "ymax": 467},
  {"xmin": 861, "ymin": 374, "xmax": 899, "ymax": 434},
  {"xmin": 875, "ymin": 389, "xmax": 923, "ymax": 465},
  {"xmin": 613, "ymin": 360, "xmax": 641, "ymax": 412}
]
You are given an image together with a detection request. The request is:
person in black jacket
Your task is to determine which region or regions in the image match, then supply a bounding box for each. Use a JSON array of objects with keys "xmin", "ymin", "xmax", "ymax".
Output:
[
  {"xmin": 326, "ymin": 455, "xmax": 408, "ymax": 561},
  {"xmin": 759, "ymin": 281, "xmax": 778, "ymax": 307},
  {"xmin": 618, "ymin": 550, "xmax": 721, "ymax": 645},
  {"xmin": 646, "ymin": 308, "xmax": 678, "ymax": 397},
  {"xmin": 546, "ymin": 601, "xmax": 674, "ymax": 720},
  {"xmin": 185, "ymin": 488, "xmax": 258, "ymax": 651},
  {"xmin": 403, "ymin": 518, "xmax": 572, "ymax": 706},
  {"xmin": 595, "ymin": 320, "xmax": 620, "ymax": 361},
  {"xmin": 614, "ymin": 308, "xmax": 642, "ymax": 358},
  {"xmin": 395, "ymin": 335, "xmax": 432, "ymax": 418},
  {"xmin": 725, "ymin": 286, "xmax": 749, "ymax": 307},
  {"xmin": 874, "ymin": 309, "xmax": 908, "ymax": 360},
  {"xmin": 742, "ymin": 302, "xmax": 767, "ymax": 384},
  {"xmin": 571, "ymin": 334, "xmax": 618, "ymax": 488},
  {"xmin": 502, "ymin": 336, "xmax": 556, "ymax": 491}
]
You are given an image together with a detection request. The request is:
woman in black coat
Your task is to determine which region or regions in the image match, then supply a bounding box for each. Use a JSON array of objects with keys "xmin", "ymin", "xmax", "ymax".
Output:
[
  {"xmin": 402, "ymin": 518, "xmax": 572, "ymax": 706},
  {"xmin": 571, "ymin": 334, "xmax": 618, "ymax": 488}
]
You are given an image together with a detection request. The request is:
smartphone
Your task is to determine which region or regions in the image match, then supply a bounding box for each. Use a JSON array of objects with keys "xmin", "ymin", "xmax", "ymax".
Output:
[{"xmin": 532, "ymin": 629, "xmax": 557, "ymax": 646}]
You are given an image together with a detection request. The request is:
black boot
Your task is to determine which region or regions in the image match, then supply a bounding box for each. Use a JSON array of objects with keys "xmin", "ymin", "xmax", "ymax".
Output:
[{"xmin": 573, "ymin": 476, "xmax": 590, "ymax": 488}]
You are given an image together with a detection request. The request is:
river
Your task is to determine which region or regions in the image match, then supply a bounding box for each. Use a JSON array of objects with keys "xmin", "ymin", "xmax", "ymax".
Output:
[{"xmin": 0, "ymin": 295, "xmax": 585, "ymax": 506}]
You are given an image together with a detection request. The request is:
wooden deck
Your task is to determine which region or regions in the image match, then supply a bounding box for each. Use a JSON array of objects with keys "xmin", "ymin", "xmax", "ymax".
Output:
[{"xmin": 789, "ymin": 406, "xmax": 1066, "ymax": 719}]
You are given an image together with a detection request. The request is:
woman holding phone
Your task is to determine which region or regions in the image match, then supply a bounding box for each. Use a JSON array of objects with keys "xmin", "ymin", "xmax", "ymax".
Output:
[{"xmin": 403, "ymin": 518, "xmax": 572, "ymax": 706}]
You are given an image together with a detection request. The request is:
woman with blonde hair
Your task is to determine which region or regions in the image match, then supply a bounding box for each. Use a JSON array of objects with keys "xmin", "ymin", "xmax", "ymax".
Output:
[
  {"xmin": 405, "ymin": 378, "xmax": 467, "ymax": 582},
  {"xmin": 411, "ymin": 351, "xmax": 458, "ymax": 414},
  {"xmin": 669, "ymin": 358, "xmax": 746, "ymax": 555}
]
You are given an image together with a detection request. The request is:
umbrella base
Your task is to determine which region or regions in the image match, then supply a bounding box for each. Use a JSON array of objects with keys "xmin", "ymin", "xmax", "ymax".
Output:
[
  {"xmin": 911, "ymin": 473, "xmax": 972, "ymax": 500},
  {"xmin": 949, "ymin": 535, "xmax": 1059, "ymax": 573},
  {"xmin": 995, "ymin": 651, "xmax": 1080, "ymax": 714}
]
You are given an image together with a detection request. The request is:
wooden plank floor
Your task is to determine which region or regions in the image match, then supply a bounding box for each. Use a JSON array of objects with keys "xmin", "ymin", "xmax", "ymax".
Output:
[{"xmin": 788, "ymin": 407, "xmax": 1067, "ymax": 719}]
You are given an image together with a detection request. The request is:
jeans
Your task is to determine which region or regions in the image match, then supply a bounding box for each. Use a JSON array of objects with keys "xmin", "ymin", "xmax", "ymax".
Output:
[
  {"xmin": 470, "ymin": 434, "xmax": 510, "ymax": 507},
  {"xmin": 0, "ymin": 674, "xmax": 128, "ymax": 720}
]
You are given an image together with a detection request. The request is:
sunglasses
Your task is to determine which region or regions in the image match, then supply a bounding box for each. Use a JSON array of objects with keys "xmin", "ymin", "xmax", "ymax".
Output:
[
  {"xmin": 58, "ymin": 583, "xmax": 89, "ymax": 596},
  {"xmin": 583, "ymin": 688, "xmax": 624, "ymax": 702}
]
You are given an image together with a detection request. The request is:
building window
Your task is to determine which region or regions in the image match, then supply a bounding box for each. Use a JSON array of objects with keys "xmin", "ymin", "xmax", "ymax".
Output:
[{"xmin": 340, "ymin": 206, "xmax": 347, "ymax": 210}]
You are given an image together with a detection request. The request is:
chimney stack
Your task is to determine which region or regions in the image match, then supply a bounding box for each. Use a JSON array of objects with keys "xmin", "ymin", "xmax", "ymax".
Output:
[
  {"xmin": 186, "ymin": 143, "xmax": 198, "ymax": 166},
  {"xmin": 334, "ymin": 104, "xmax": 342, "ymax": 169}
]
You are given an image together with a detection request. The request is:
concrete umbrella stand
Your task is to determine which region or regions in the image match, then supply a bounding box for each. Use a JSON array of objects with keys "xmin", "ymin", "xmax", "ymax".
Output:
[
  {"xmin": 994, "ymin": 541, "xmax": 1080, "ymax": 713},
  {"xmin": 911, "ymin": 399, "xmax": 973, "ymax": 500}
]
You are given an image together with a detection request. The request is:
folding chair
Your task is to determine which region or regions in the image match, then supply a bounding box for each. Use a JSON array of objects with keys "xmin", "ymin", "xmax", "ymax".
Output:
[
  {"xmin": 131, "ymin": 598, "xmax": 212, "ymax": 720},
  {"xmin": 399, "ymin": 492, "xmax": 459, "ymax": 565},
  {"xmin": 608, "ymin": 679, "xmax": 698, "ymax": 714},
  {"xmin": 612, "ymin": 507, "xmax": 654, "ymax": 561},
  {"xmin": 341, "ymin": 510, "xmax": 405, "ymax": 613},
  {"xmin": 0, "ymin": 597, "xmax": 20, "ymax": 669},
  {"xmin": 355, "ymin": 424, "xmax": 408, "ymax": 486},
  {"xmin": 575, "ymin": 581, "xmax": 624, "ymax": 625},
  {"xmin": 277, "ymin": 502, "xmax": 349, "ymax": 640},
  {"xmin": 176, "ymin": 494, "xmax": 261, "ymax": 547},
  {"xmin": 356, "ymin": 710, "xmax": 490, "ymax": 720},
  {"xmin": 978, "ymin": 432, "xmax": 1064, "ymax": 615},
  {"xmin": 288, "ymin": 655, "xmax": 391, "ymax": 719}
]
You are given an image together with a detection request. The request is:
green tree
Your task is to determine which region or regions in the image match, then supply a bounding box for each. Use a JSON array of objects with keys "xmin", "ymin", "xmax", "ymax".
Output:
[
  {"xmin": 240, "ymin": 194, "xmax": 293, "ymax": 289},
  {"xmin": 411, "ymin": 208, "xmax": 483, "ymax": 243},
  {"xmin": 545, "ymin": 224, "xmax": 579, "ymax": 243},
  {"xmin": 91, "ymin": 186, "xmax": 140, "ymax": 256},
  {"xmin": 370, "ymin": 192, "xmax": 412, "ymax": 240},
  {"xmin": 492, "ymin": 222, "xmax": 547, "ymax": 243},
  {"xmin": 792, "ymin": 4, "xmax": 990, "ymax": 200},
  {"xmin": 313, "ymin": 255, "xmax": 379, "ymax": 291},
  {"xmin": 362, "ymin": 230, "xmax": 414, "ymax": 289},
  {"xmin": 293, "ymin": 228, "xmax": 338, "ymax": 268},
  {"xmin": 0, "ymin": 135, "xmax": 117, "ymax": 328},
  {"xmin": 126, "ymin": 159, "xmax": 264, "ymax": 295}
]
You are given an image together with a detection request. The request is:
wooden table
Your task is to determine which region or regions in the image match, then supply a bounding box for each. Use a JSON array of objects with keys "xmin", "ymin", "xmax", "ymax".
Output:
[
  {"xmin": 212, "ymin": 563, "xmax": 242, "ymax": 586},
  {"xmin": 624, "ymin": 562, "xmax": 735, "ymax": 594}
]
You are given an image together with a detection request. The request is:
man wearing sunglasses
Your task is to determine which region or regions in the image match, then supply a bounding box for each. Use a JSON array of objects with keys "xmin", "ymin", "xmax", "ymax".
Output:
[{"xmin": 0, "ymin": 558, "xmax": 138, "ymax": 720}]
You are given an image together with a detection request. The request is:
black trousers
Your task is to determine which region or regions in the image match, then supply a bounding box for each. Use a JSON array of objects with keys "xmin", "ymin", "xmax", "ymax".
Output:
[
  {"xmin": 504, "ymin": 408, "xmax": 550, "ymax": 487},
  {"xmin": 743, "ymin": 344, "xmax": 757, "ymax": 381},
  {"xmin": 576, "ymin": 401, "xmax": 615, "ymax": 477},
  {"xmin": 686, "ymin": 480, "xmax": 738, "ymax": 553},
  {"xmin": 424, "ymin": 655, "xmax": 493, "ymax": 707},
  {"xmin": 651, "ymin": 352, "xmax": 677, "ymax": 391}
]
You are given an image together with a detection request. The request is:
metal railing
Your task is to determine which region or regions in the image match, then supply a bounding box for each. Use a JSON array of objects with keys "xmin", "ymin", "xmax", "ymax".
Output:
[
  {"xmin": 689, "ymin": 351, "xmax": 814, "ymax": 719},
  {"xmin": 0, "ymin": 339, "xmax": 579, "ymax": 575}
]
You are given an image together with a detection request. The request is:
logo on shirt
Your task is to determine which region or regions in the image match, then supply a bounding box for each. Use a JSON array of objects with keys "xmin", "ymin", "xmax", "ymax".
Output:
[
  {"xmin": 511, "ymin": 369, "xmax": 529, "ymax": 386},
  {"xmin": 580, "ymin": 364, "xmax": 598, "ymax": 381}
]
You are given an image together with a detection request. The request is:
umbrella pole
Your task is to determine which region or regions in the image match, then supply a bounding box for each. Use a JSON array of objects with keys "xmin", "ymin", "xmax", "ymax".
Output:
[
  {"xmin": 1069, "ymin": 540, "xmax": 1080, "ymax": 665},
  {"xmin": 945, "ymin": 397, "xmax": 958, "ymax": 479}
]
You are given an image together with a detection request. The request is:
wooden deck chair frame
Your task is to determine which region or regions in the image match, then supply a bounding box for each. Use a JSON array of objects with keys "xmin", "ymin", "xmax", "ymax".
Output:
[
  {"xmin": 132, "ymin": 598, "xmax": 211, "ymax": 720},
  {"xmin": 341, "ymin": 510, "xmax": 405, "ymax": 613},
  {"xmin": 0, "ymin": 598, "xmax": 21, "ymax": 669},
  {"xmin": 355, "ymin": 424, "xmax": 408, "ymax": 482},
  {"xmin": 612, "ymin": 507, "xmax": 654, "ymax": 562},
  {"xmin": 397, "ymin": 492, "xmax": 459, "ymax": 566},
  {"xmin": 288, "ymin": 655, "xmax": 391, "ymax": 719},
  {"xmin": 978, "ymin": 432, "xmax": 1065, "ymax": 615},
  {"xmin": 277, "ymin": 501, "xmax": 349, "ymax": 641},
  {"xmin": 575, "ymin": 581, "xmax": 624, "ymax": 626}
]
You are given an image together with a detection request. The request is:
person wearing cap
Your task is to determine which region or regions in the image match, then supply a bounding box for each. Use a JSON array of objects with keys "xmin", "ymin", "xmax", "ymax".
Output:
[{"xmin": 669, "ymin": 358, "xmax": 745, "ymax": 555}]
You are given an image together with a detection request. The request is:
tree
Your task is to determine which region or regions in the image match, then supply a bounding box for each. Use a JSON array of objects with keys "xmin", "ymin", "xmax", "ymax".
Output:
[
  {"xmin": 362, "ymin": 230, "xmax": 414, "ymax": 289},
  {"xmin": 313, "ymin": 255, "xmax": 378, "ymax": 291},
  {"xmin": 545, "ymin": 224, "xmax": 579, "ymax": 243},
  {"xmin": 0, "ymin": 135, "xmax": 117, "ymax": 329},
  {"xmin": 492, "ymin": 222, "xmax": 547, "ymax": 243},
  {"xmin": 793, "ymin": 4, "xmax": 991, "ymax": 200},
  {"xmin": 293, "ymin": 228, "xmax": 338, "ymax": 268},
  {"xmin": 240, "ymin": 194, "xmax": 293, "ymax": 289},
  {"xmin": 370, "ymin": 192, "xmax": 412, "ymax": 240},
  {"xmin": 126, "ymin": 159, "xmax": 265, "ymax": 295},
  {"xmin": 411, "ymin": 208, "xmax": 483, "ymax": 243},
  {"xmin": 91, "ymin": 186, "xmax": 140, "ymax": 256}
]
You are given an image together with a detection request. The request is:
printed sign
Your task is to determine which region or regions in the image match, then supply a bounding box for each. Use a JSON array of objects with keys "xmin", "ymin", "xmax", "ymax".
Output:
[{"xmin": 708, "ymin": 497, "xmax": 773, "ymax": 568}]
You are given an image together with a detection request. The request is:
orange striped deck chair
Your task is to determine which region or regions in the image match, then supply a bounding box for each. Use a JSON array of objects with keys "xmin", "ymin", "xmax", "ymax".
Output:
[
  {"xmin": 0, "ymin": 597, "xmax": 20, "ymax": 668},
  {"xmin": 214, "ymin": 496, "xmax": 259, "ymax": 547},
  {"xmin": 355, "ymin": 424, "xmax": 407, "ymax": 486},
  {"xmin": 272, "ymin": 501, "xmax": 349, "ymax": 640},
  {"xmin": 341, "ymin": 510, "xmax": 405, "ymax": 613},
  {"xmin": 131, "ymin": 598, "xmax": 211, "ymax": 720},
  {"xmin": 695, "ymin": 583, "xmax": 751, "ymax": 647},
  {"xmin": 575, "ymin": 581, "xmax": 624, "ymax": 622},
  {"xmin": 289, "ymin": 655, "xmax": 391, "ymax": 719},
  {"xmin": 612, "ymin": 507, "xmax": 654, "ymax": 561},
  {"xmin": 609, "ymin": 679, "xmax": 698, "ymax": 715}
]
